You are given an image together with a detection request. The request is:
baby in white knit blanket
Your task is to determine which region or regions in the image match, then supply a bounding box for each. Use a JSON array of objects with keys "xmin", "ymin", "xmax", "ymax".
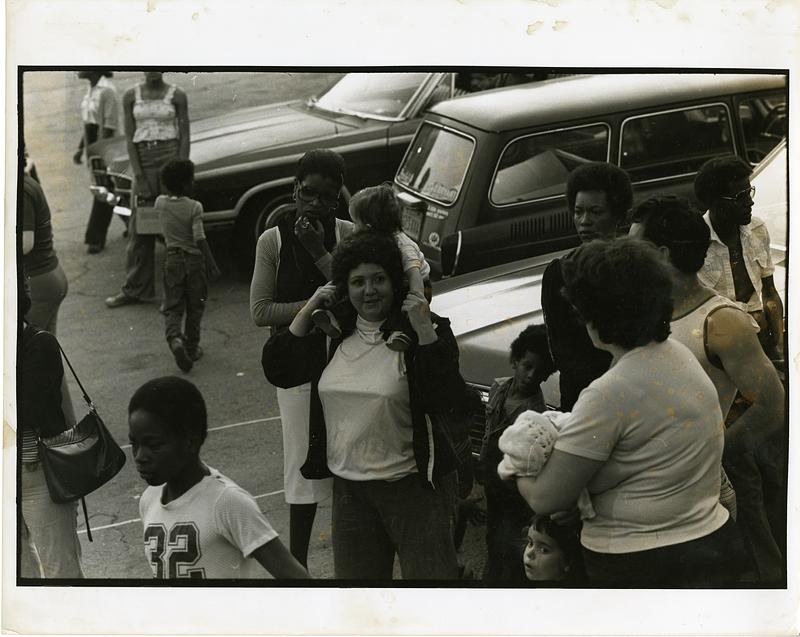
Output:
[{"xmin": 497, "ymin": 410, "xmax": 596, "ymax": 520}]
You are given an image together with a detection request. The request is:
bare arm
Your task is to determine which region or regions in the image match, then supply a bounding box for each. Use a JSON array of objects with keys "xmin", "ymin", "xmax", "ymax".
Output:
[
  {"xmin": 173, "ymin": 88, "xmax": 190, "ymax": 159},
  {"xmin": 707, "ymin": 307, "xmax": 785, "ymax": 452},
  {"xmin": 405, "ymin": 266, "xmax": 426, "ymax": 300},
  {"xmin": 251, "ymin": 538, "xmax": 309, "ymax": 579},
  {"xmin": 516, "ymin": 449, "xmax": 603, "ymax": 514},
  {"xmin": 760, "ymin": 276, "xmax": 784, "ymax": 358},
  {"xmin": 22, "ymin": 231, "xmax": 35, "ymax": 255}
]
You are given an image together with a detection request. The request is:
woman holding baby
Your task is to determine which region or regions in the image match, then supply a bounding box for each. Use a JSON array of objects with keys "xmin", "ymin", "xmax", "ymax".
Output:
[{"xmin": 514, "ymin": 237, "xmax": 747, "ymax": 587}]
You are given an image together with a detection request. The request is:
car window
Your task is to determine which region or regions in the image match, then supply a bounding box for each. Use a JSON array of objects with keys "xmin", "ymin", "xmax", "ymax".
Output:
[
  {"xmin": 314, "ymin": 73, "xmax": 429, "ymax": 119},
  {"xmin": 620, "ymin": 104, "xmax": 734, "ymax": 182},
  {"xmin": 738, "ymin": 92, "xmax": 786, "ymax": 164},
  {"xmin": 396, "ymin": 123, "xmax": 474, "ymax": 205},
  {"xmin": 490, "ymin": 123, "xmax": 610, "ymax": 206}
]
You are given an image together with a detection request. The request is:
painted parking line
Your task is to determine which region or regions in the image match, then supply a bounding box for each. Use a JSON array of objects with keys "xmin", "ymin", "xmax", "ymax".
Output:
[
  {"xmin": 119, "ymin": 415, "xmax": 281, "ymax": 451},
  {"xmin": 78, "ymin": 488, "xmax": 286, "ymax": 535}
]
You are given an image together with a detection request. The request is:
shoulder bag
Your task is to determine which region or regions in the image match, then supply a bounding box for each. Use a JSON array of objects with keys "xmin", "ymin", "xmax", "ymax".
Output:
[{"xmin": 35, "ymin": 336, "xmax": 126, "ymax": 541}]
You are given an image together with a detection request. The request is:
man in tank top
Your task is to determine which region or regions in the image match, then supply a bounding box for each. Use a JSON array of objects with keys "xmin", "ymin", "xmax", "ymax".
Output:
[{"xmin": 630, "ymin": 194, "xmax": 786, "ymax": 585}]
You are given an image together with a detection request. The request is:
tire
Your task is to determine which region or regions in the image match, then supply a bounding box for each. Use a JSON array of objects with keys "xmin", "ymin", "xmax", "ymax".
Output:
[{"xmin": 233, "ymin": 190, "xmax": 292, "ymax": 277}]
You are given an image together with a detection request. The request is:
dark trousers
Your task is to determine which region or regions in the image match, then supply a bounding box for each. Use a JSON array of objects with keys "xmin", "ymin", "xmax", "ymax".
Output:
[
  {"xmin": 482, "ymin": 475, "xmax": 531, "ymax": 583},
  {"xmin": 163, "ymin": 250, "xmax": 207, "ymax": 353},
  {"xmin": 84, "ymin": 198, "xmax": 114, "ymax": 247},
  {"xmin": 722, "ymin": 427, "xmax": 787, "ymax": 584},
  {"xmin": 582, "ymin": 517, "xmax": 746, "ymax": 588},
  {"xmin": 331, "ymin": 473, "xmax": 459, "ymax": 580}
]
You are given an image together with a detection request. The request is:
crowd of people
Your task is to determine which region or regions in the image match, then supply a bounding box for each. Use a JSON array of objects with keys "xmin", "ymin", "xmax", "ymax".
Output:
[{"xmin": 18, "ymin": 72, "xmax": 787, "ymax": 585}]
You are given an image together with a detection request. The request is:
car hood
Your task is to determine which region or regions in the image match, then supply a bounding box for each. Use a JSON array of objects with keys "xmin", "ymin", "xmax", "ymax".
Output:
[
  {"xmin": 431, "ymin": 250, "xmax": 567, "ymax": 401},
  {"xmin": 88, "ymin": 101, "xmax": 355, "ymax": 175}
]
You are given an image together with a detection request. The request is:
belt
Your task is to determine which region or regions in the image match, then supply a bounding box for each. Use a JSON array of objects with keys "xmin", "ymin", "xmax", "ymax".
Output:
[{"xmin": 137, "ymin": 139, "xmax": 176, "ymax": 149}]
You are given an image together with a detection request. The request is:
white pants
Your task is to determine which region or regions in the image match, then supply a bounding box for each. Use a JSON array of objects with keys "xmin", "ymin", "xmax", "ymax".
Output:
[
  {"xmin": 276, "ymin": 384, "xmax": 332, "ymax": 504},
  {"xmin": 19, "ymin": 462, "xmax": 84, "ymax": 578}
]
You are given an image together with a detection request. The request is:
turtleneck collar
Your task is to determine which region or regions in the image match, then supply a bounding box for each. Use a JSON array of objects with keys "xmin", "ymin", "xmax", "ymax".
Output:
[{"xmin": 355, "ymin": 315, "xmax": 385, "ymax": 344}]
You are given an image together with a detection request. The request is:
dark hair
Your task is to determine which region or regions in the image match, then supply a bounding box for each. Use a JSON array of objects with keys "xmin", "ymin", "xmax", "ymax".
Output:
[
  {"xmin": 160, "ymin": 159, "xmax": 195, "ymax": 197},
  {"xmin": 349, "ymin": 183, "xmax": 403, "ymax": 234},
  {"xmin": 632, "ymin": 194, "xmax": 710, "ymax": 274},
  {"xmin": 128, "ymin": 376, "xmax": 208, "ymax": 446},
  {"xmin": 101, "ymin": 71, "xmax": 114, "ymax": 78},
  {"xmin": 510, "ymin": 324, "xmax": 556, "ymax": 380},
  {"xmin": 561, "ymin": 237, "xmax": 673, "ymax": 349},
  {"xmin": 331, "ymin": 231, "xmax": 406, "ymax": 307},
  {"xmin": 295, "ymin": 149, "xmax": 346, "ymax": 189},
  {"xmin": 694, "ymin": 155, "xmax": 753, "ymax": 208},
  {"xmin": 527, "ymin": 514, "xmax": 585, "ymax": 583},
  {"xmin": 566, "ymin": 162, "xmax": 633, "ymax": 221}
]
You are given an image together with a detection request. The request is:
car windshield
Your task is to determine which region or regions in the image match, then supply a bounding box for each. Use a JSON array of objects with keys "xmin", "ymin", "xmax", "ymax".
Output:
[
  {"xmin": 396, "ymin": 124, "xmax": 474, "ymax": 205},
  {"xmin": 313, "ymin": 73, "xmax": 430, "ymax": 119}
]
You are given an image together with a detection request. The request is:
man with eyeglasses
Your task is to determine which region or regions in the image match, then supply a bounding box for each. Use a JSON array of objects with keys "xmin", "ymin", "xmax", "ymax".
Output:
[{"xmin": 694, "ymin": 155, "xmax": 784, "ymax": 363}]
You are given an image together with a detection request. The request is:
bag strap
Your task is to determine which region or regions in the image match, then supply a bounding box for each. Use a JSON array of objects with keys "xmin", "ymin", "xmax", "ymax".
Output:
[
  {"xmin": 81, "ymin": 497, "xmax": 93, "ymax": 542},
  {"xmin": 52, "ymin": 337, "xmax": 95, "ymax": 410}
]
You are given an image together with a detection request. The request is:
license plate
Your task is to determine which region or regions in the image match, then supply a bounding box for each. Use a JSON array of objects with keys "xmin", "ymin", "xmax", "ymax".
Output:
[{"xmin": 402, "ymin": 209, "xmax": 423, "ymax": 241}]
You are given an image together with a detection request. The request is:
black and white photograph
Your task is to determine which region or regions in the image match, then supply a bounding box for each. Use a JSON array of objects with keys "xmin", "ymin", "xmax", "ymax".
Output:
[{"xmin": 4, "ymin": 1, "xmax": 798, "ymax": 635}]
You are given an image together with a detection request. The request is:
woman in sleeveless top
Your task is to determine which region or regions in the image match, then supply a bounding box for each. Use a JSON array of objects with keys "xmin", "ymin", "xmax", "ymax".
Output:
[
  {"xmin": 249, "ymin": 149, "xmax": 353, "ymax": 570},
  {"xmin": 105, "ymin": 72, "xmax": 190, "ymax": 308},
  {"xmin": 73, "ymin": 71, "xmax": 120, "ymax": 254}
]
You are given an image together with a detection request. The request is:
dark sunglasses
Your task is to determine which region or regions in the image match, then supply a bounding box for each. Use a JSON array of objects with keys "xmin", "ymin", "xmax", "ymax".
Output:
[
  {"xmin": 296, "ymin": 184, "xmax": 339, "ymax": 207},
  {"xmin": 720, "ymin": 185, "xmax": 755, "ymax": 203}
]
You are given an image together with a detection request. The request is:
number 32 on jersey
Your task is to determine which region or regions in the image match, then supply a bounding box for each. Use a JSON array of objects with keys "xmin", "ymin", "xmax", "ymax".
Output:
[{"xmin": 144, "ymin": 522, "xmax": 205, "ymax": 578}]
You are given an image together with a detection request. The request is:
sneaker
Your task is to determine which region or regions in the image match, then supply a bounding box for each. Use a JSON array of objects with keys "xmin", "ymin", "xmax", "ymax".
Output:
[
  {"xmin": 105, "ymin": 292, "xmax": 139, "ymax": 308},
  {"xmin": 385, "ymin": 331, "xmax": 413, "ymax": 352},
  {"xmin": 87, "ymin": 243, "xmax": 104, "ymax": 254},
  {"xmin": 188, "ymin": 345, "xmax": 204, "ymax": 362},
  {"xmin": 311, "ymin": 309, "xmax": 342, "ymax": 339},
  {"xmin": 169, "ymin": 337, "xmax": 193, "ymax": 372}
]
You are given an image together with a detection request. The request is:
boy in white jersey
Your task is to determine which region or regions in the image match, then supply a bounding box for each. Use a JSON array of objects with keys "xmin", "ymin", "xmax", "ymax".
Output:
[{"xmin": 129, "ymin": 376, "xmax": 308, "ymax": 579}]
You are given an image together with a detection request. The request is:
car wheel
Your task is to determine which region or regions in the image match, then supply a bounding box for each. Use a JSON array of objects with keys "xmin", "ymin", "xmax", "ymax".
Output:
[{"xmin": 233, "ymin": 190, "xmax": 292, "ymax": 277}]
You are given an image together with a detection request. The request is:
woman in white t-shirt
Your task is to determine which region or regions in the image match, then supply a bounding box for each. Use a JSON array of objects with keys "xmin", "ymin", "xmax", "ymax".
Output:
[
  {"xmin": 516, "ymin": 237, "xmax": 747, "ymax": 587},
  {"xmin": 263, "ymin": 231, "xmax": 466, "ymax": 580}
]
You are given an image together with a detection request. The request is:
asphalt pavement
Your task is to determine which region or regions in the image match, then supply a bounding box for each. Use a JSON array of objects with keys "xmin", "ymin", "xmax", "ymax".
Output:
[{"xmin": 19, "ymin": 71, "xmax": 486, "ymax": 581}]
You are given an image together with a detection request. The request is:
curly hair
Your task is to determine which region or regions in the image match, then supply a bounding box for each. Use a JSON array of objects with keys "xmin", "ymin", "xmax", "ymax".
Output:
[
  {"xmin": 566, "ymin": 162, "xmax": 633, "ymax": 221},
  {"xmin": 693, "ymin": 155, "xmax": 752, "ymax": 209},
  {"xmin": 295, "ymin": 149, "xmax": 346, "ymax": 188},
  {"xmin": 349, "ymin": 183, "xmax": 403, "ymax": 234},
  {"xmin": 560, "ymin": 237, "xmax": 673, "ymax": 349},
  {"xmin": 632, "ymin": 194, "xmax": 710, "ymax": 274},
  {"xmin": 331, "ymin": 231, "xmax": 407, "ymax": 307},
  {"xmin": 160, "ymin": 159, "xmax": 195, "ymax": 197},
  {"xmin": 509, "ymin": 324, "xmax": 556, "ymax": 380},
  {"xmin": 128, "ymin": 376, "xmax": 208, "ymax": 446}
]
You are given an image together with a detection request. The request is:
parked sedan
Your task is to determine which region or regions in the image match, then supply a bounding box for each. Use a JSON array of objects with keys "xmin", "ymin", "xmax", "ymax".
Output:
[
  {"xmin": 87, "ymin": 71, "xmax": 543, "ymax": 272},
  {"xmin": 431, "ymin": 140, "xmax": 788, "ymax": 453}
]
